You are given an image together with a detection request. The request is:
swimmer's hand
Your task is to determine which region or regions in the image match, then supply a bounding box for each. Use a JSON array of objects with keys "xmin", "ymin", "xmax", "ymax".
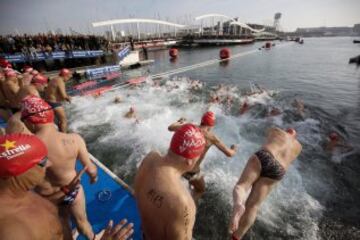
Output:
[
  {"xmin": 229, "ymin": 203, "xmax": 245, "ymax": 234},
  {"xmin": 87, "ymin": 164, "xmax": 98, "ymax": 184},
  {"xmin": 62, "ymin": 167, "xmax": 87, "ymax": 194},
  {"xmin": 99, "ymin": 219, "xmax": 134, "ymax": 240},
  {"xmin": 229, "ymin": 145, "xmax": 238, "ymax": 156},
  {"xmin": 65, "ymin": 96, "xmax": 72, "ymax": 103}
]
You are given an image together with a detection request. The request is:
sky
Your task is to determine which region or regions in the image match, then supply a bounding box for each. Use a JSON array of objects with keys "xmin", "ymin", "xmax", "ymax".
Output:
[{"xmin": 0, "ymin": 0, "xmax": 360, "ymax": 35}]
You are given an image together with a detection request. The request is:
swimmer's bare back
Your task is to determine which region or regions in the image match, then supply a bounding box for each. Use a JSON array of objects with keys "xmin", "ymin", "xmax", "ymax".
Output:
[{"xmin": 134, "ymin": 151, "xmax": 196, "ymax": 240}]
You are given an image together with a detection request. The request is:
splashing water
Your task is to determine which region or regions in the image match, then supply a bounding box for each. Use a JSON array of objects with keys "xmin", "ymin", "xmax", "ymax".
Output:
[{"xmin": 67, "ymin": 76, "xmax": 328, "ymax": 240}]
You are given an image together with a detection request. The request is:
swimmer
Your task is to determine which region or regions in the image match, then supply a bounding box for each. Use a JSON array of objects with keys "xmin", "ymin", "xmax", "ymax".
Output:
[
  {"xmin": 267, "ymin": 107, "xmax": 282, "ymax": 117},
  {"xmin": 124, "ymin": 106, "xmax": 137, "ymax": 119},
  {"xmin": 21, "ymin": 72, "xmax": 34, "ymax": 86},
  {"xmin": 135, "ymin": 124, "xmax": 206, "ymax": 239},
  {"xmin": 292, "ymin": 99, "xmax": 305, "ymax": 117},
  {"xmin": 325, "ymin": 132, "xmax": 353, "ymax": 153},
  {"xmin": 114, "ymin": 96, "xmax": 122, "ymax": 104},
  {"xmin": 168, "ymin": 111, "xmax": 237, "ymax": 201},
  {"xmin": 229, "ymin": 128, "xmax": 302, "ymax": 240},
  {"xmin": 209, "ymin": 93, "xmax": 220, "ymax": 104},
  {"xmin": 1, "ymin": 70, "xmax": 20, "ymax": 113},
  {"xmin": 17, "ymin": 74, "xmax": 48, "ymax": 102},
  {"xmin": 0, "ymin": 133, "xmax": 134, "ymax": 240},
  {"xmin": 239, "ymin": 101, "xmax": 250, "ymax": 115},
  {"xmin": 246, "ymin": 83, "xmax": 266, "ymax": 97},
  {"xmin": 0, "ymin": 72, "xmax": 11, "ymax": 121},
  {"xmin": 44, "ymin": 68, "xmax": 72, "ymax": 132},
  {"xmin": 0, "ymin": 133, "xmax": 66, "ymax": 240},
  {"xmin": 20, "ymin": 96, "xmax": 98, "ymax": 240},
  {"xmin": 6, "ymin": 74, "xmax": 49, "ymax": 134}
]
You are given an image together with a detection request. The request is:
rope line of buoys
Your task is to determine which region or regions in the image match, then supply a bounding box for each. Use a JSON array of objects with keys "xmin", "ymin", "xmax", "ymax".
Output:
[{"xmin": 108, "ymin": 43, "xmax": 292, "ymax": 92}]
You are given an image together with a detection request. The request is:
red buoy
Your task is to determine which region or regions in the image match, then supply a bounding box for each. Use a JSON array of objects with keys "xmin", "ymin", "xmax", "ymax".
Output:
[
  {"xmin": 220, "ymin": 48, "xmax": 230, "ymax": 60},
  {"xmin": 265, "ymin": 42, "xmax": 272, "ymax": 49},
  {"xmin": 169, "ymin": 48, "xmax": 178, "ymax": 58}
]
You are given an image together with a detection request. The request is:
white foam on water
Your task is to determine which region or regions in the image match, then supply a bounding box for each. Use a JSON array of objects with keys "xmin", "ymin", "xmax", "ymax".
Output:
[{"xmin": 68, "ymin": 77, "xmax": 324, "ymax": 239}]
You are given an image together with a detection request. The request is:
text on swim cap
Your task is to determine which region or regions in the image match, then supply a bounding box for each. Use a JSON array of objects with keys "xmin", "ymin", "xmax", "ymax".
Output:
[{"xmin": 1, "ymin": 144, "xmax": 31, "ymax": 160}]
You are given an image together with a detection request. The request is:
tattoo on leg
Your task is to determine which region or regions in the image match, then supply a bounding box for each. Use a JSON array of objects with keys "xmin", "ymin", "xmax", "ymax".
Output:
[{"xmin": 147, "ymin": 189, "xmax": 164, "ymax": 208}]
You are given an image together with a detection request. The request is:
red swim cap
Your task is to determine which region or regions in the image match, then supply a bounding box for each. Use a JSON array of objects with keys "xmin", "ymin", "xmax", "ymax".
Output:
[
  {"xmin": 21, "ymin": 95, "xmax": 54, "ymax": 124},
  {"xmin": 286, "ymin": 128, "xmax": 297, "ymax": 137},
  {"xmin": 0, "ymin": 59, "xmax": 10, "ymax": 68},
  {"xmin": 201, "ymin": 111, "xmax": 216, "ymax": 127},
  {"xmin": 32, "ymin": 74, "xmax": 48, "ymax": 85},
  {"xmin": 0, "ymin": 133, "xmax": 47, "ymax": 177},
  {"xmin": 59, "ymin": 68, "xmax": 71, "ymax": 77},
  {"xmin": 170, "ymin": 124, "xmax": 206, "ymax": 159},
  {"xmin": 329, "ymin": 132, "xmax": 339, "ymax": 141}
]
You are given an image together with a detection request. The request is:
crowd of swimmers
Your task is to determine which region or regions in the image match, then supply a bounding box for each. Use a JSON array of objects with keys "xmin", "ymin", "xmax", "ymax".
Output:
[{"xmin": 0, "ymin": 61, "xmax": 353, "ymax": 240}]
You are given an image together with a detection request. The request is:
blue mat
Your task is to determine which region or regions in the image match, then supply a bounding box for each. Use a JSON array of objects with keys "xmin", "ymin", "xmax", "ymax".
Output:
[{"xmin": 75, "ymin": 160, "xmax": 142, "ymax": 240}]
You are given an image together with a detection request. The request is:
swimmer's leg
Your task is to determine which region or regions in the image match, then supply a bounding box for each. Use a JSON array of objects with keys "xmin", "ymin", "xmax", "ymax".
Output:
[
  {"xmin": 233, "ymin": 178, "xmax": 275, "ymax": 240},
  {"xmin": 229, "ymin": 155, "xmax": 261, "ymax": 234},
  {"xmin": 69, "ymin": 185, "xmax": 94, "ymax": 240}
]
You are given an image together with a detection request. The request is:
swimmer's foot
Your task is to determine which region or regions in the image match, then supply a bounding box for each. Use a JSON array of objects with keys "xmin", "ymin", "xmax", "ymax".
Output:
[{"xmin": 229, "ymin": 203, "xmax": 245, "ymax": 234}]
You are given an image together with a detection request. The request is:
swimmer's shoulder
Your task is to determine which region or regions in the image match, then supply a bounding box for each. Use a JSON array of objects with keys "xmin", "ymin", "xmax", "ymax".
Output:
[{"xmin": 143, "ymin": 151, "xmax": 162, "ymax": 164}]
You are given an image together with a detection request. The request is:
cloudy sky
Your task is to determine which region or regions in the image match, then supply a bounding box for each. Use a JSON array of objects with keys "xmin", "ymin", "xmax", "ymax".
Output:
[{"xmin": 0, "ymin": 0, "xmax": 359, "ymax": 35}]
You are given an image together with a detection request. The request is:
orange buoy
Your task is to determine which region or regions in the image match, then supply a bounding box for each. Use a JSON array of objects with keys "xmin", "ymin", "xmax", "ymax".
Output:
[
  {"xmin": 169, "ymin": 48, "xmax": 178, "ymax": 58},
  {"xmin": 220, "ymin": 48, "xmax": 230, "ymax": 60},
  {"xmin": 265, "ymin": 42, "xmax": 272, "ymax": 49}
]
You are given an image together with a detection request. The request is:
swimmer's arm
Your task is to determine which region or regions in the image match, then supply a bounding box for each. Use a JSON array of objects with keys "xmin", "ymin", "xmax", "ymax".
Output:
[
  {"xmin": 57, "ymin": 78, "xmax": 71, "ymax": 102},
  {"xmin": 76, "ymin": 134, "xmax": 98, "ymax": 183},
  {"xmin": 212, "ymin": 135, "xmax": 237, "ymax": 157},
  {"xmin": 168, "ymin": 118, "xmax": 186, "ymax": 132},
  {"xmin": 0, "ymin": 220, "xmax": 33, "ymax": 240}
]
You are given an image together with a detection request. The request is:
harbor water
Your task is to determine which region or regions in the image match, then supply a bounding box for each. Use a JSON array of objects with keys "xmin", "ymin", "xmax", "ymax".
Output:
[{"xmin": 67, "ymin": 37, "xmax": 360, "ymax": 240}]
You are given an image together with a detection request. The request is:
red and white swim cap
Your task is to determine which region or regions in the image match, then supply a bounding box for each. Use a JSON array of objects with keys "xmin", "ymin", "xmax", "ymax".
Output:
[
  {"xmin": 59, "ymin": 68, "xmax": 71, "ymax": 77},
  {"xmin": 201, "ymin": 111, "xmax": 216, "ymax": 127},
  {"xmin": 21, "ymin": 95, "xmax": 54, "ymax": 124},
  {"xmin": 32, "ymin": 74, "xmax": 48, "ymax": 85},
  {"xmin": 170, "ymin": 124, "xmax": 206, "ymax": 159},
  {"xmin": 0, "ymin": 133, "xmax": 47, "ymax": 177}
]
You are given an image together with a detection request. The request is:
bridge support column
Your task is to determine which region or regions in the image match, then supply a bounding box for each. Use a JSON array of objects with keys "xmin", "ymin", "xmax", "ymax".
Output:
[{"xmin": 110, "ymin": 24, "xmax": 115, "ymax": 41}]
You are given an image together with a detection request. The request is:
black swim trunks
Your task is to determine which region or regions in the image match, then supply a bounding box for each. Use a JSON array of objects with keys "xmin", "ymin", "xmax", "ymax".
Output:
[
  {"xmin": 183, "ymin": 171, "xmax": 202, "ymax": 181},
  {"xmin": 46, "ymin": 101, "xmax": 62, "ymax": 109},
  {"xmin": 10, "ymin": 107, "xmax": 20, "ymax": 114},
  {"xmin": 255, "ymin": 149, "xmax": 285, "ymax": 181}
]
